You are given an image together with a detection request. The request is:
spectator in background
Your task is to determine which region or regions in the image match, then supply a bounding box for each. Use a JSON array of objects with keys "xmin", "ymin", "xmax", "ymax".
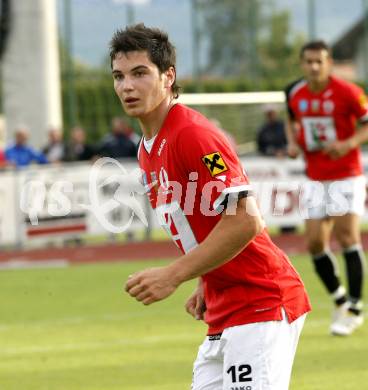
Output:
[
  {"xmin": 256, "ymin": 105, "xmax": 287, "ymax": 157},
  {"xmin": 257, "ymin": 107, "xmax": 295, "ymax": 233},
  {"xmin": 63, "ymin": 126, "xmax": 96, "ymax": 162},
  {"xmin": 98, "ymin": 117, "xmax": 137, "ymax": 159},
  {"xmin": 114, "ymin": 117, "xmax": 141, "ymax": 146},
  {"xmin": 42, "ymin": 127, "xmax": 65, "ymax": 163},
  {"xmin": 5, "ymin": 126, "xmax": 48, "ymax": 167}
]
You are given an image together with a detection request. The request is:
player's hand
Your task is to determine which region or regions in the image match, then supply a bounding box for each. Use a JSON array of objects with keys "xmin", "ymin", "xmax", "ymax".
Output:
[
  {"xmin": 185, "ymin": 285, "xmax": 206, "ymax": 320},
  {"xmin": 323, "ymin": 140, "xmax": 353, "ymax": 159},
  {"xmin": 125, "ymin": 267, "xmax": 179, "ymax": 305},
  {"xmin": 287, "ymin": 143, "xmax": 300, "ymax": 159}
]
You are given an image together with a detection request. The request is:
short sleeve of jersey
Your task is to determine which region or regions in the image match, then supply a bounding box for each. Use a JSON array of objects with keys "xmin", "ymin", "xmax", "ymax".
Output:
[
  {"xmin": 346, "ymin": 83, "xmax": 368, "ymax": 123},
  {"xmin": 176, "ymin": 125, "xmax": 252, "ymax": 213},
  {"xmin": 284, "ymin": 79, "xmax": 302, "ymax": 120}
]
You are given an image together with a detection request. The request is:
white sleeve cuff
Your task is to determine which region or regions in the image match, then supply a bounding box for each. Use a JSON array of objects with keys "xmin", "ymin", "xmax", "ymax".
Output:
[{"xmin": 213, "ymin": 184, "xmax": 253, "ymax": 211}]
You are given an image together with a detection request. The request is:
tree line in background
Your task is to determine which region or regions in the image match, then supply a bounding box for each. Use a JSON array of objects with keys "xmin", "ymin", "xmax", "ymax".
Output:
[
  {"xmin": 61, "ymin": 1, "xmax": 305, "ymax": 144},
  {"xmin": 196, "ymin": 0, "xmax": 304, "ymax": 83}
]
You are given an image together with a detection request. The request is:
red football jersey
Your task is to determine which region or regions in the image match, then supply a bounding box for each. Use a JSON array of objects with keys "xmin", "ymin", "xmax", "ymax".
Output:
[
  {"xmin": 286, "ymin": 76, "xmax": 368, "ymax": 180},
  {"xmin": 138, "ymin": 104, "xmax": 311, "ymax": 334}
]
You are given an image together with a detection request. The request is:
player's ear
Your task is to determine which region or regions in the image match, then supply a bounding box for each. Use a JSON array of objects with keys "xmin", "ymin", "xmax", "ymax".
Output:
[{"xmin": 164, "ymin": 66, "xmax": 175, "ymax": 89}]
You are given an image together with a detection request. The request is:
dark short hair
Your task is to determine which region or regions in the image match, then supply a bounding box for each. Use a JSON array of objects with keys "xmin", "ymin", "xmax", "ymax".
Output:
[
  {"xmin": 300, "ymin": 40, "xmax": 331, "ymax": 59},
  {"xmin": 110, "ymin": 23, "xmax": 180, "ymax": 98}
]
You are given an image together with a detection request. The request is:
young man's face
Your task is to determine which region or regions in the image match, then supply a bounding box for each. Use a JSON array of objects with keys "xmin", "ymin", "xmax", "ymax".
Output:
[
  {"xmin": 301, "ymin": 49, "xmax": 332, "ymax": 85},
  {"xmin": 112, "ymin": 50, "xmax": 173, "ymax": 119}
]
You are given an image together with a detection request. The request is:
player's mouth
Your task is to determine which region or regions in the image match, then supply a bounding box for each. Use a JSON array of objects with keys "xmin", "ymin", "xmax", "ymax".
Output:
[{"xmin": 124, "ymin": 97, "xmax": 139, "ymax": 106}]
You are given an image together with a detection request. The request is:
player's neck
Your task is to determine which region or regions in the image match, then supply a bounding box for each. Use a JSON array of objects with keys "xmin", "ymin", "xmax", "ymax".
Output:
[
  {"xmin": 308, "ymin": 78, "xmax": 330, "ymax": 94},
  {"xmin": 139, "ymin": 95, "xmax": 175, "ymax": 140}
]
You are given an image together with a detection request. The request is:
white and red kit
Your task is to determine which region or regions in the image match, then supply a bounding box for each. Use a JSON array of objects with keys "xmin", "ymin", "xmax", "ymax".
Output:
[
  {"xmin": 138, "ymin": 103, "xmax": 311, "ymax": 335},
  {"xmin": 286, "ymin": 75, "xmax": 368, "ymax": 180}
]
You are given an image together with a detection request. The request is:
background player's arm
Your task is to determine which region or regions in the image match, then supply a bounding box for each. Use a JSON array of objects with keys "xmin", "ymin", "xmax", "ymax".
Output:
[
  {"xmin": 285, "ymin": 117, "xmax": 301, "ymax": 158},
  {"xmin": 284, "ymin": 83, "xmax": 301, "ymax": 159},
  {"xmin": 125, "ymin": 196, "xmax": 264, "ymax": 305},
  {"xmin": 324, "ymin": 122, "xmax": 368, "ymax": 159}
]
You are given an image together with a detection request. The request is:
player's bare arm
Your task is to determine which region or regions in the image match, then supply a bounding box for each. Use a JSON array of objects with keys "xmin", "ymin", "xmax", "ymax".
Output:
[
  {"xmin": 324, "ymin": 122, "xmax": 368, "ymax": 159},
  {"xmin": 125, "ymin": 196, "xmax": 264, "ymax": 305},
  {"xmin": 285, "ymin": 117, "xmax": 300, "ymax": 158}
]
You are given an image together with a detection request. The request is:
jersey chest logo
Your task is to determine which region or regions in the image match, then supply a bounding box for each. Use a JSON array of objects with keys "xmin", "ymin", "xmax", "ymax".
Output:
[
  {"xmin": 302, "ymin": 117, "xmax": 337, "ymax": 151},
  {"xmin": 202, "ymin": 152, "xmax": 228, "ymax": 177}
]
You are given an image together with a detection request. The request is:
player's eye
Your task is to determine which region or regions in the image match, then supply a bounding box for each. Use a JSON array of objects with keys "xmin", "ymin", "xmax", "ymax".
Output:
[
  {"xmin": 134, "ymin": 70, "xmax": 145, "ymax": 77},
  {"xmin": 113, "ymin": 73, "xmax": 123, "ymax": 81}
]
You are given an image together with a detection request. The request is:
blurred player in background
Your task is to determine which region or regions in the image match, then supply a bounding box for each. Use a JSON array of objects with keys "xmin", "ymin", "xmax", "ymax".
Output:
[
  {"xmin": 285, "ymin": 40, "xmax": 368, "ymax": 336},
  {"xmin": 111, "ymin": 24, "xmax": 310, "ymax": 389}
]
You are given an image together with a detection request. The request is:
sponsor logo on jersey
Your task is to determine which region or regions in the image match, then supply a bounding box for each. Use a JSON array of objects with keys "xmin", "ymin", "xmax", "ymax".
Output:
[
  {"xmin": 323, "ymin": 100, "xmax": 334, "ymax": 114},
  {"xmin": 202, "ymin": 152, "xmax": 228, "ymax": 177},
  {"xmin": 157, "ymin": 138, "xmax": 167, "ymax": 156},
  {"xmin": 311, "ymin": 99, "xmax": 320, "ymax": 112},
  {"xmin": 299, "ymin": 99, "xmax": 308, "ymax": 113}
]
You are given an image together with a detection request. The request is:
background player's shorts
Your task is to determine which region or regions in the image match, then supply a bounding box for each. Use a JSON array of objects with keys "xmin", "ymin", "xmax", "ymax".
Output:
[
  {"xmin": 299, "ymin": 175, "xmax": 366, "ymax": 220},
  {"xmin": 192, "ymin": 310, "xmax": 306, "ymax": 390}
]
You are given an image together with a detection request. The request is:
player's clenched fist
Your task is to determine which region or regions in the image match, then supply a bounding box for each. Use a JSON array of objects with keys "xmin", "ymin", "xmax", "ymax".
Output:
[
  {"xmin": 185, "ymin": 283, "xmax": 206, "ymax": 320},
  {"xmin": 125, "ymin": 267, "xmax": 179, "ymax": 305}
]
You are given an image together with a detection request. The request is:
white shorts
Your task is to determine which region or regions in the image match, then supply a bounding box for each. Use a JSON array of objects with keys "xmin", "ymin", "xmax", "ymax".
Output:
[
  {"xmin": 192, "ymin": 310, "xmax": 306, "ymax": 390},
  {"xmin": 299, "ymin": 175, "xmax": 367, "ymax": 220}
]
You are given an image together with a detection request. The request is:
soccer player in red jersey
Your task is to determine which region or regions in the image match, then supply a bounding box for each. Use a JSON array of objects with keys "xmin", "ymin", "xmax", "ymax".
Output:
[
  {"xmin": 113, "ymin": 24, "xmax": 310, "ymax": 389},
  {"xmin": 285, "ymin": 40, "xmax": 368, "ymax": 336}
]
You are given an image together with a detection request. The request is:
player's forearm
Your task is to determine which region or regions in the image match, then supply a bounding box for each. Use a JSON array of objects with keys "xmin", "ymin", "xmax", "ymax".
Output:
[
  {"xmin": 347, "ymin": 123, "xmax": 368, "ymax": 148},
  {"xmin": 285, "ymin": 118, "xmax": 298, "ymax": 145},
  {"xmin": 167, "ymin": 198, "xmax": 264, "ymax": 285}
]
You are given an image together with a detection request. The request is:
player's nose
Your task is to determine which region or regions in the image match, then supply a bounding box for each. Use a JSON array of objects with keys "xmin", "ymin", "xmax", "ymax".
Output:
[{"xmin": 122, "ymin": 76, "xmax": 134, "ymax": 91}]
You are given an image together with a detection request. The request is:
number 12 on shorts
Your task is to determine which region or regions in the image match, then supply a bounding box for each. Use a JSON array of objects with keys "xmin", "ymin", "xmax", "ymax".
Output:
[{"xmin": 226, "ymin": 364, "xmax": 252, "ymax": 383}]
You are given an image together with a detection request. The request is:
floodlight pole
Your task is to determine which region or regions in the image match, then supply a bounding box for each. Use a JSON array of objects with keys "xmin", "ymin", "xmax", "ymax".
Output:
[
  {"xmin": 126, "ymin": 3, "xmax": 135, "ymax": 25},
  {"xmin": 63, "ymin": 0, "xmax": 77, "ymax": 127},
  {"xmin": 307, "ymin": 0, "xmax": 316, "ymax": 40},
  {"xmin": 363, "ymin": 0, "xmax": 368, "ymax": 86},
  {"xmin": 191, "ymin": 0, "xmax": 200, "ymax": 80},
  {"xmin": 248, "ymin": 0, "xmax": 259, "ymax": 82}
]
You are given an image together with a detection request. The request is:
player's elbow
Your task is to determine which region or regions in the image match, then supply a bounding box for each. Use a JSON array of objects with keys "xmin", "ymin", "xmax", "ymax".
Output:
[
  {"xmin": 223, "ymin": 196, "xmax": 265, "ymax": 241},
  {"xmin": 242, "ymin": 197, "xmax": 265, "ymax": 237},
  {"xmin": 245, "ymin": 214, "xmax": 264, "ymax": 239},
  {"xmin": 229, "ymin": 212, "xmax": 264, "ymax": 243}
]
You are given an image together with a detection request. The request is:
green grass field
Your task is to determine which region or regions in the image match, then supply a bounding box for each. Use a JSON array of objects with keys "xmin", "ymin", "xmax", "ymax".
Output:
[{"xmin": 0, "ymin": 255, "xmax": 367, "ymax": 390}]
